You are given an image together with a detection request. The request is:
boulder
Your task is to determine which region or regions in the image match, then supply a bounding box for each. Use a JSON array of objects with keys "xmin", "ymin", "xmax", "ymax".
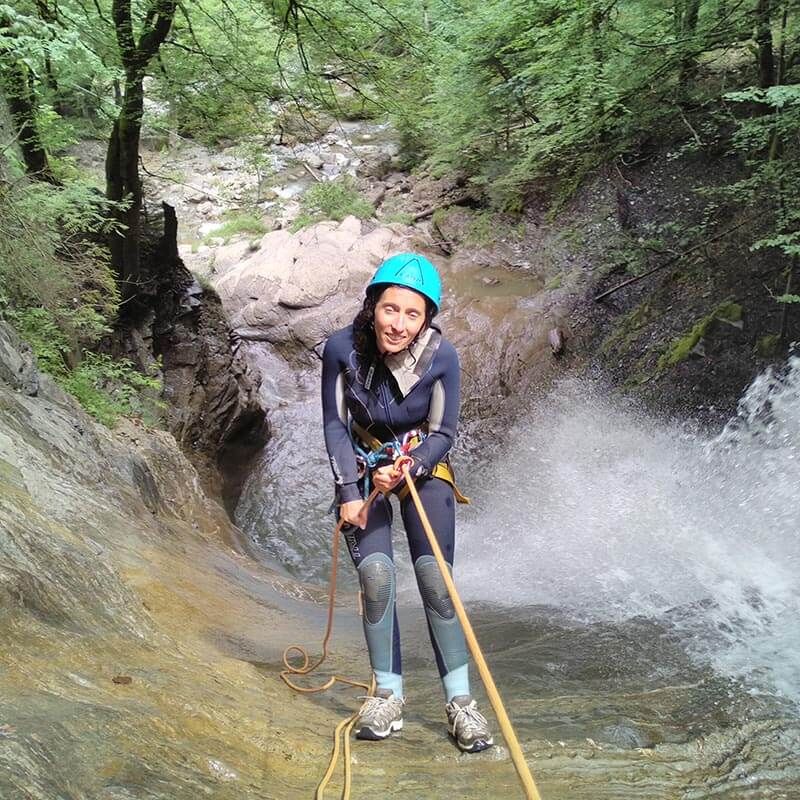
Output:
[
  {"xmin": 213, "ymin": 216, "xmax": 412, "ymax": 353},
  {"xmin": 358, "ymin": 150, "xmax": 393, "ymax": 179}
]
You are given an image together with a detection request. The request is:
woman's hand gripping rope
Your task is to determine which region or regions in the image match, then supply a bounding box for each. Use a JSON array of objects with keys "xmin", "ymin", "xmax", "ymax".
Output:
[
  {"xmin": 395, "ymin": 457, "xmax": 544, "ymax": 800},
  {"xmin": 280, "ymin": 487, "xmax": 381, "ymax": 800}
]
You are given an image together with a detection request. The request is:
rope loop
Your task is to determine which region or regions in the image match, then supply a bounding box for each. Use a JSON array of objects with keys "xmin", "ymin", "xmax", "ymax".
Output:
[
  {"xmin": 280, "ymin": 490, "xmax": 380, "ymax": 799},
  {"xmin": 282, "ymin": 644, "xmax": 312, "ymax": 674}
]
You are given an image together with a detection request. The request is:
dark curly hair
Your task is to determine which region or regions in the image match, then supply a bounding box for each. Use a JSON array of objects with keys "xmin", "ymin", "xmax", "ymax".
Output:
[{"xmin": 353, "ymin": 285, "xmax": 435, "ymax": 368}]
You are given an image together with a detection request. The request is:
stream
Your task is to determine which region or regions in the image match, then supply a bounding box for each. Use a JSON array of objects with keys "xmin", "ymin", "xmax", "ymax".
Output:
[
  {"xmin": 234, "ymin": 314, "xmax": 800, "ymax": 798},
  {"xmin": 149, "ymin": 114, "xmax": 800, "ymax": 796}
]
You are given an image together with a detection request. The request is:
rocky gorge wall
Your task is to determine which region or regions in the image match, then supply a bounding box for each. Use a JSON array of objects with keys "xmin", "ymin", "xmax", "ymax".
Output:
[
  {"xmin": 0, "ymin": 320, "xmax": 338, "ymax": 798},
  {"xmin": 113, "ymin": 202, "xmax": 267, "ymax": 506}
]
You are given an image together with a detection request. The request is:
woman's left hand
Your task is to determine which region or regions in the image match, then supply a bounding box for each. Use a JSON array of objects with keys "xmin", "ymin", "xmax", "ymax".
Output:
[{"xmin": 373, "ymin": 464, "xmax": 403, "ymax": 493}]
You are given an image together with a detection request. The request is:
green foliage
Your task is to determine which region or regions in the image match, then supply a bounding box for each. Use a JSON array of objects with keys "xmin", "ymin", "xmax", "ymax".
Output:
[
  {"xmin": 0, "ymin": 160, "xmax": 157, "ymax": 428},
  {"xmin": 323, "ymin": 88, "xmax": 380, "ymax": 122},
  {"xmin": 3, "ymin": 0, "xmax": 284, "ymax": 152},
  {"xmin": 756, "ymin": 333, "xmax": 781, "ymax": 357},
  {"xmin": 686, "ymin": 83, "xmax": 800, "ymax": 275},
  {"xmin": 152, "ymin": 0, "xmax": 282, "ymax": 144},
  {"xmin": 230, "ymin": 137, "xmax": 274, "ymax": 202},
  {"xmin": 5, "ymin": 306, "xmax": 70, "ymax": 376},
  {"xmin": 275, "ymin": 0, "xmax": 799, "ymax": 217},
  {"xmin": 374, "ymin": 0, "xmax": 691, "ymax": 204},
  {"xmin": 60, "ymin": 352, "xmax": 163, "ymax": 427},
  {"xmin": 0, "ymin": 179, "xmax": 120, "ymax": 344},
  {"xmin": 291, "ymin": 177, "xmax": 373, "ymax": 231},
  {"xmin": 380, "ymin": 209, "xmax": 414, "ymax": 225},
  {"xmin": 465, "ymin": 211, "xmax": 523, "ymax": 246},
  {"xmin": 203, "ymin": 213, "xmax": 267, "ymax": 244},
  {"xmin": 6, "ymin": 306, "xmax": 163, "ymax": 426}
]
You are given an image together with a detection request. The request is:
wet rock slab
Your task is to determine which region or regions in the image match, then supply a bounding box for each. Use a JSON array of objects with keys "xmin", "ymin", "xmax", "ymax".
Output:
[{"xmin": 2, "ymin": 319, "xmax": 799, "ymax": 799}]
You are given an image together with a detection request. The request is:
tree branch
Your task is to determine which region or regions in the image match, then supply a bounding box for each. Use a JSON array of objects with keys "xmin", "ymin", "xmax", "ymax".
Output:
[{"xmin": 594, "ymin": 217, "xmax": 754, "ymax": 302}]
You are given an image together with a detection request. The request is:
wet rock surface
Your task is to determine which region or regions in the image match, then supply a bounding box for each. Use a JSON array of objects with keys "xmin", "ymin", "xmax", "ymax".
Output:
[
  {"xmin": 156, "ymin": 284, "xmax": 267, "ymax": 507},
  {"xmin": 4, "ymin": 324, "xmax": 800, "ymax": 798},
  {"xmin": 52, "ymin": 111, "xmax": 800, "ymax": 798},
  {"xmin": 0, "ymin": 321, "xmax": 315, "ymax": 798},
  {"xmin": 0, "ymin": 323, "xmax": 38, "ymax": 396}
]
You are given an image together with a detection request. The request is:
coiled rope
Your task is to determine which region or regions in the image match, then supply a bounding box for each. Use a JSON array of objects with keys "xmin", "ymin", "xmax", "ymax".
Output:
[
  {"xmin": 280, "ymin": 488, "xmax": 380, "ymax": 800},
  {"xmin": 281, "ymin": 464, "xmax": 543, "ymax": 800}
]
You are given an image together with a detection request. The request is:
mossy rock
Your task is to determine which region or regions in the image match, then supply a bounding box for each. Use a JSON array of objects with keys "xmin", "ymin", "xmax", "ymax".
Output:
[
  {"xmin": 600, "ymin": 300, "xmax": 653, "ymax": 358},
  {"xmin": 657, "ymin": 301, "xmax": 743, "ymax": 372},
  {"xmin": 755, "ymin": 333, "xmax": 781, "ymax": 358},
  {"xmin": 275, "ymin": 107, "xmax": 334, "ymax": 145}
]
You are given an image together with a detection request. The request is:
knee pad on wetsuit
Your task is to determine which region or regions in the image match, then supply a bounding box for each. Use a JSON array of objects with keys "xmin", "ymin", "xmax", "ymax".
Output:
[
  {"xmin": 414, "ymin": 554, "xmax": 467, "ymax": 673},
  {"xmin": 358, "ymin": 552, "xmax": 396, "ymax": 673}
]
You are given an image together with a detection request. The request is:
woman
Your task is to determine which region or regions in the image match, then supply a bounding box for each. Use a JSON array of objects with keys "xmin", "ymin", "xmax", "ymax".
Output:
[{"xmin": 321, "ymin": 252, "xmax": 493, "ymax": 752}]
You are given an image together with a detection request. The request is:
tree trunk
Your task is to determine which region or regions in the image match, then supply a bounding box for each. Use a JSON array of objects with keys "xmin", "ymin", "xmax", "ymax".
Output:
[
  {"xmin": 0, "ymin": 59, "xmax": 58, "ymax": 184},
  {"xmin": 105, "ymin": 0, "xmax": 178, "ymax": 311},
  {"xmin": 106, "ymin": 75, "xmax": 145, "ymax": 302},
  {"xmin": 677, "ymin": 0, "xmax": 701, "ymax": 87},
  {"xmin": 34, "ymin": 0, "xmax": 66, "ymax": 115},
  {"xmin": 590, "ymin": 2, "xmax": 607, "ymax": 142},
  {"xmin": 755, "ymin": 0, "xmax": 776, "ymax": 88},
  {"xmin": 683, "ymin": 0, "xmax": 701, "ymax": 32}
]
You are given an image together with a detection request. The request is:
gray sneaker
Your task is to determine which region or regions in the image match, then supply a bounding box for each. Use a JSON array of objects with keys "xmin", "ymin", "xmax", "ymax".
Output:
[
  {"xmin": 355, "ymin": 689, "xmax": 404, "ymax": 740},
  {"xmin": 446, "ymin": 695, "xmax": 494, "ymax": 752}
]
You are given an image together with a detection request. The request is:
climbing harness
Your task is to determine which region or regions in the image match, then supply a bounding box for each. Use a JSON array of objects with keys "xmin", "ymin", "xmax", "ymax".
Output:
[
  {"xmin": 348, "ymin": 421, "xmax": 412, "ymax": 498},
  {"xmin": 282, "ymin": 457, "xmax": 541, "ymax": 800},
  {"xmin": 349, "ymin": 420, "xmax": 470, "ymax": 504}
]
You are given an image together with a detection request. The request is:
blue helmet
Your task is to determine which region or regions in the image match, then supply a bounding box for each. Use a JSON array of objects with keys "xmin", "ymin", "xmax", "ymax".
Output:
[{"xmin": 367, "ymin": 253, "xmax": 442, "ymax": 314}]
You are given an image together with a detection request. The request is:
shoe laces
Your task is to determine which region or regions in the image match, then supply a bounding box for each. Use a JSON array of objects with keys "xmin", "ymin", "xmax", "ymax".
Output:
[
  {"xmin": 357, "ymin": 693, "xmax": 404, "ymax": 723},
  {"xmin": 450, "ymin": 700, "xmax": 489, "ymax": 736}
]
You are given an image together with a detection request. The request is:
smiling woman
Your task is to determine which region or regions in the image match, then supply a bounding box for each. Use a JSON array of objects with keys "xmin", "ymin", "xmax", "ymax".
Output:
[
  {"xmin": 373, "ymin": 286, "xmax": 427, "ymax": 355},
  {"xmin": 320, "ymin": 253, "xmax": 493, "ymax": 752}
]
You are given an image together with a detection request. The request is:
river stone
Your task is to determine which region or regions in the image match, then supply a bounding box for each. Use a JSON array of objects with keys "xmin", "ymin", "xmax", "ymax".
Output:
[
  {"xmin": 303, "ymin": 152, "xmax": 324, "ymax": 170},
  {"xmin": 358, "ymin": 150, "xmax": 393, "ymax": 179},
  {"xmin": 213, "ymin": 216, "xmax": 411, "ymax": 352},
  {"xmin": 599, "ymin": 723, "xmax": 656, "ymax": 750}
]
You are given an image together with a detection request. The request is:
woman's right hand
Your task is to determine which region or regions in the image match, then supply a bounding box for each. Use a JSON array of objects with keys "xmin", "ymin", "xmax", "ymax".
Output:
[{"xmin": 339, "ymin": 499, "xmax": 368, "ymax": 529}]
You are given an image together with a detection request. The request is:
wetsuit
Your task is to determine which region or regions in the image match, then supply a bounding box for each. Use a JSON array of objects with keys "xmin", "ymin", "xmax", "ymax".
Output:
[{"xmin": 321, "ymin": 323, "xmax": 470, "ymax": 701}]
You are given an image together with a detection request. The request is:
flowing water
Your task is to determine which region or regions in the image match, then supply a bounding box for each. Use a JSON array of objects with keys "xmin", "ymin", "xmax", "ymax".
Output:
[
  {"xmin": 225, "ymin": 106, "xmax": 800, "ymax": 789},
  {"xmin": 236, "ymin": 343, "xmax": 800, "ymax": 795},
  {"xmin": 451, "ymin": 358, "xmax": 800, "ymax": 704}
]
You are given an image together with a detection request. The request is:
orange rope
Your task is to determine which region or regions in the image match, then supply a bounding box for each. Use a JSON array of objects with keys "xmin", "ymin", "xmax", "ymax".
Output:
[
  {"xmin": 397, "ymin": 460, "xmax": 543, "ymax": 800},
  {"xmin": 280, "ymin": 489, "xmax": 380, "ymax": 799},
  {"xmin": 282, "ymin": 467, "xmax": 544, "ymax": 800}
]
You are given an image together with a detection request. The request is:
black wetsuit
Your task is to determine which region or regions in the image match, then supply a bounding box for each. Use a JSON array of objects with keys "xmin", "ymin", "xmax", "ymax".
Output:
[{"xmin": 321, "ymin": 323, "xmax": 470, "ymax": 700}]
